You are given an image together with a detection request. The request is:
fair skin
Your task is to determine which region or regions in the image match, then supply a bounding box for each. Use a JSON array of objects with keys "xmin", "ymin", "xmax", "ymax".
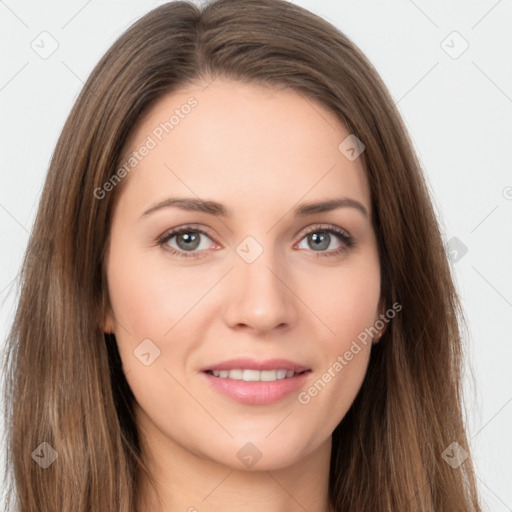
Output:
[{"xmin": 104, "ymin": 78, "xmax": 384, "ymax": 512}]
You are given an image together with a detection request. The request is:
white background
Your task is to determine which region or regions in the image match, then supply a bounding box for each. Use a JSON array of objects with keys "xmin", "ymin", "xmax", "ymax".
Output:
[{"xmin": 1, "ymin": 0, "xmax": 511, "ymax": 509}]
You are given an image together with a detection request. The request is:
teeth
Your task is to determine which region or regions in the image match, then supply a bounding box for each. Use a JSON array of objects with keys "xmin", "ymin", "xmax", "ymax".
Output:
[
  {"xmin": 210, "ymin": 369, "xmax": 298, "ymax": 381},
  {"xmin": 228, "ymin": 369, "xmax": 242, "ymax": 379},
  {"xmin": 242, "ymin": 369, "xmax": 260, "ymax": 381},
  {"xmin": 261, "ymin": 370, "xmax": 277, "ymax": 381}
]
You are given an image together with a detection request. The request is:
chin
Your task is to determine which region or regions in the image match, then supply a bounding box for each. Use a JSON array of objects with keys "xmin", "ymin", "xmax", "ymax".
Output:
[{"xmin": 202, "ymin": 436, "xmax": 315, "ymax": 472}]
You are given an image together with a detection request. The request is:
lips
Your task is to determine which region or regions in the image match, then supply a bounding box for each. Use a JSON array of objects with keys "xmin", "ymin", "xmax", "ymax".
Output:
[{"xmin": 200, "ymin": 358, "xmax": 312, "ymax": 405}]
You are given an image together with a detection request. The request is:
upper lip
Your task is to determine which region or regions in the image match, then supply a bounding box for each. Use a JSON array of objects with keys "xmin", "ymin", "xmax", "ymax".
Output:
[{"xmin": 201, "ymin": 358, "xmax": 310, "ymax": 373}]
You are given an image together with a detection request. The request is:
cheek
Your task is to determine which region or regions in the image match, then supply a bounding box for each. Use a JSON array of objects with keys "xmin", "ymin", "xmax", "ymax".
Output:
[
  {"xmin": 295, "ymin": 255, "xmax": 380, "ymax": 416},
  {"xmin": 106, "ymin": 243, "xmax": 212, "ymax": 338},
  {"xmin": 105, "ymin": 250, "xmax": 196, "ymax": 420},
  {"xmin": 105, "ymin": 244, "xmax": 219, "ymax": 390},
  {"xmin": 298, "ymin": 256, "xmax": 381, "ymax": 345}
]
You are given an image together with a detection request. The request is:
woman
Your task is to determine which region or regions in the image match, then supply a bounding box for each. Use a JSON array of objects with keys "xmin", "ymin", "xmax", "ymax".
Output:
[{"xmin": 2, "ymin": 0, "xmax": 483, "ymax": 510}]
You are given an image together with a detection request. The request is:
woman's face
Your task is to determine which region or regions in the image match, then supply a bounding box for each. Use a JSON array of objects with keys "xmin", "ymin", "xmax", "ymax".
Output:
[{"xmin": 104, "ymin": 78, "xmax": 382, "ymax": 471}]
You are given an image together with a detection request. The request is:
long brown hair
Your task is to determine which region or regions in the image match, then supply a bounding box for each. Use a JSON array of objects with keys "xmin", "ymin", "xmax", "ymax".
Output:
[{"xmin": 2, "ymin": 0, "xmax": 482, "ymax": 510}]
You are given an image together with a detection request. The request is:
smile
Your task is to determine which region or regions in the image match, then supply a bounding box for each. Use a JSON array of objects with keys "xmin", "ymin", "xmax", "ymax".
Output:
[{"xmin": 206, "ymin": 369, "xmax": 301, "ymax": 381}]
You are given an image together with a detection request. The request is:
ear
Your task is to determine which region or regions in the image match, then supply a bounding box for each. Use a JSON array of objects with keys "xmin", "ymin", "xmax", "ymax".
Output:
[
  {"xmin": 101, "ymin": 310, "xmax": 115, "ymax": 334},
  {"xmin": 99, "ymin": 274, "xmax": 116, "ymax": 333},
  {"xmin": 372, "ymin": 299, "xmax": 389, "ymax": 344},
  {"xmin": 373, "ymin": 324, "xmax": 387, "ymax": 343},
  {"xmin": 100, "ymin": 291, "xmax": 116, "ymax": 334}
]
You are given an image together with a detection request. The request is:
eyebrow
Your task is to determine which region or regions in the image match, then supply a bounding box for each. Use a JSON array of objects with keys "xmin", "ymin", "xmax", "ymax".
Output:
[{"xmin": 140, "ymin": 196, "xmax": 368, "ymax": 219}]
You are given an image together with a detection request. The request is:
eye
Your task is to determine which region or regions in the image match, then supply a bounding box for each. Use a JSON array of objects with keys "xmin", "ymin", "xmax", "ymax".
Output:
[
  {"xmin": 157, "ymin": 224, "xmax": 217, "ymax": 259},
  {"xmin": 157, "ymin": 223, "xmax": 355, "ymax": 259},
  {"xmin": 295, "ymin": 224, "xmax": 355, "ymax": 257}
]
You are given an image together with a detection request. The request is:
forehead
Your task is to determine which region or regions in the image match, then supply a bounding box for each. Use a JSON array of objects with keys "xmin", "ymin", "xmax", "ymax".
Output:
[{"xmin": 115, "ymin": 79, "xmax": 371, "ymax": 218}]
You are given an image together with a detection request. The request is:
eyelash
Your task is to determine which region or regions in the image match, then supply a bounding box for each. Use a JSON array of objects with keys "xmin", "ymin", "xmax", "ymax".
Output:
[{"xmin": 156, "ymin": 223, "xmax": 355, "ymax": 260}]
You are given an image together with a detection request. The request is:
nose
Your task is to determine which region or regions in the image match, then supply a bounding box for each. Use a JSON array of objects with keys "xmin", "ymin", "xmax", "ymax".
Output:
[{"xmin": 222, "ymin": 249, "xmax": 298, "ymax": 335}]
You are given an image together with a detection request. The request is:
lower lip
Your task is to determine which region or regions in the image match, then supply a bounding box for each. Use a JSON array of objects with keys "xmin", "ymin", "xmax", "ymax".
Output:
[{"xmin": 202, "ymin": 371, "xmax": 311, "ymax": 405}]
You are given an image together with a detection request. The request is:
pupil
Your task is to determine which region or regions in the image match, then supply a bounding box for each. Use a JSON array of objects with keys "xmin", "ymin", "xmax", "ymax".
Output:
[
  {"xmin": 310, "ymin": 232, "xmax": 329, "ymax": 251},
  {"xmin": 177, "ymin": 232, "xmax": 200, "ymax": 251}
]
